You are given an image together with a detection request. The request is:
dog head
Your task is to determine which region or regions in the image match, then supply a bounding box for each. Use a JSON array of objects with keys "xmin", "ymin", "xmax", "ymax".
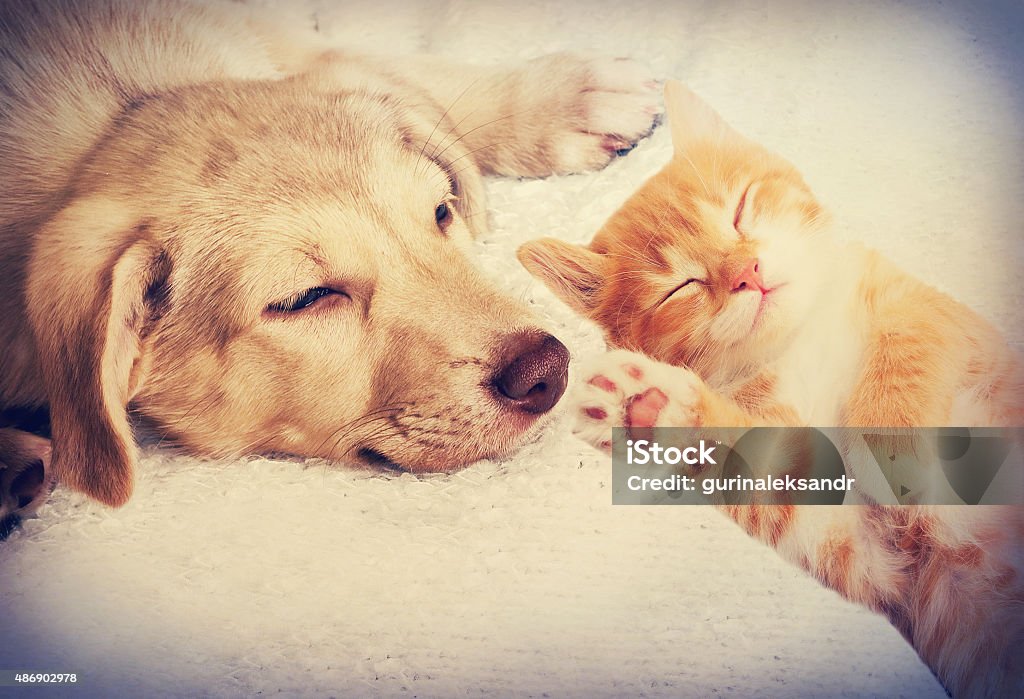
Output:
[{"xmin": 28, "ymin": 80, "xmax": 569, "ymax": 506}]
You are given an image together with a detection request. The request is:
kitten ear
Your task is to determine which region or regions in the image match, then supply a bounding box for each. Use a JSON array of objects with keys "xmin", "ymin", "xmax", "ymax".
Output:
[
  {"xmin": 664, "ymin": 80, "xmax": 741, "ymax": 152},
  {"xmin": 517, "ymin": 238, "xmax": 606, "ymax": 315}
]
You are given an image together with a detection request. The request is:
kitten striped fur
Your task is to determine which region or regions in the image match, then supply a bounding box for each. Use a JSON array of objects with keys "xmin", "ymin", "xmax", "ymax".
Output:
[{"xmin": 519, "ymin": 82, "xmax": 1023, "ymax": 697}]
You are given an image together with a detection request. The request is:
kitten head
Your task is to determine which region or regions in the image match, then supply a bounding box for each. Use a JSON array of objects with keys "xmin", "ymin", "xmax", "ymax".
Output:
[{"xmin": 519, "ymin": 81, "xmax": 830, "ymax": 378}]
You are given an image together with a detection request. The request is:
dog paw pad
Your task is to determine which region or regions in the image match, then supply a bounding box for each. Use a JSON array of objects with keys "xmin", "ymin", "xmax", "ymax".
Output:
[
  {"xmin": 0, "ymin": 430, "xmax": 53, "ymax": 540},
  {"xmin": 601, "ymin": 135, "xmax": 634, "ymax": 154}
]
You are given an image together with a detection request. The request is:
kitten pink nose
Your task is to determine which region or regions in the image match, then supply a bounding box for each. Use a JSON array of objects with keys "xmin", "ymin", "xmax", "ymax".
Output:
[{"xmin": 731, "ymin": 258, "xmax": 765, "ymax": 293}]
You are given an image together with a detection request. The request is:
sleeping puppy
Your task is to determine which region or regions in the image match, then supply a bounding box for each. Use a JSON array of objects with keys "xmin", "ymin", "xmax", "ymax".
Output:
[{"xmin": 0, "ymin": 0, "xmax": 659, "ymax": 530}]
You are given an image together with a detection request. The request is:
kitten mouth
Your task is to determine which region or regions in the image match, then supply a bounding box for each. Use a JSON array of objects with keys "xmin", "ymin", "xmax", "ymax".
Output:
[{"xmin": 751, "ymin": 286, "xmax": 781, "ymax": 329}]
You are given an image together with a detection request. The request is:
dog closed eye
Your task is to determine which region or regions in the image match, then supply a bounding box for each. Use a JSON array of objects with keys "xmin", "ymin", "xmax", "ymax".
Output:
[{"xmin": 265, "ymin": 287, "xmax": 350, "ymax": 315}]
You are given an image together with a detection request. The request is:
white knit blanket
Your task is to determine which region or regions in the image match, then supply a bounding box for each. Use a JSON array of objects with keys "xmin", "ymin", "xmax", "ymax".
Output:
[{"xmin": 3, "ymin": 1, "xmax": 1021, "ymax": 696}]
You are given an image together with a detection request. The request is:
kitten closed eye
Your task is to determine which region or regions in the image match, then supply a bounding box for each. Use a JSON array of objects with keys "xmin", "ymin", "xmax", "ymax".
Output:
[
  {"xmin": 658, "ymin": 278, "xmax": 703, "ymax": 306},
  {"xmin": 518, "ymin": 79, "xmax": 1024, "ymax": 698}
]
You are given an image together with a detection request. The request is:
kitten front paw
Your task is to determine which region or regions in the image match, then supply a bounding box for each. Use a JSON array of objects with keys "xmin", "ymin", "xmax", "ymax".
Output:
[
  {"xmin": 571, "ymin": 350, "xmax": 705, "ymax": 453},
  {"xmin": 521, "ymin": 54, "xmax": 660, "ymax": 175}
]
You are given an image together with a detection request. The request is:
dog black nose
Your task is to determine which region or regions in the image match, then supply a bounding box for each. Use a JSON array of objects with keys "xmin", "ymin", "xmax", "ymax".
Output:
[{"xmin": 492, "ymin": 333, "xmax": 570, "ymax": 414}]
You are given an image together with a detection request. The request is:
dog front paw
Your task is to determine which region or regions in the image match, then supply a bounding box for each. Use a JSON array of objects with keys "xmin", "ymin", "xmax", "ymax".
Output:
[
  {"xmin": 571, "ymin": 350, "xmax": 705, "ymax": 453},
  {"xmin": 517, "ymin": 54, "xmax": 660, "ymax": 176},
  {"xmin": 0, "ymin": 429, "xmax": 54, "ymax": 540}
]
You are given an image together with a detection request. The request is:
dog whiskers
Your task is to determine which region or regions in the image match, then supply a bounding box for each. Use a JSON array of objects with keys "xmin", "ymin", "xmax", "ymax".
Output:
[
  {"xmin": 416, "ymin": 75, "xmax": 485, "ymax": 177},
  {"xmin": 319, "ymin": 404, "xmax": 410, "ymax": 462}
]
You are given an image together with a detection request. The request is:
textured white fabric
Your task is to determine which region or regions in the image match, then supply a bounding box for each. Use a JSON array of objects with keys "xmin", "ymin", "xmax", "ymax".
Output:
[{"xmin": 3, "ymin": 1, "xmax": 1021, "ymax": 696}]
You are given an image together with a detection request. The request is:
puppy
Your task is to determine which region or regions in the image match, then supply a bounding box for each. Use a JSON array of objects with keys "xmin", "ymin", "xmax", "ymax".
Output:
[{"xmin": 0, "ymin": 0, "xmax": 659, "ymax": 529}]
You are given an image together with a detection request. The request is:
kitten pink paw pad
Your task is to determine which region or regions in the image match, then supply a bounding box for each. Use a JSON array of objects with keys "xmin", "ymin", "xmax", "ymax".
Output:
[
  {"xmin": 570, "ymin": 349, "xmax": 703, "ymax": 453},
  {"xmin": 625, "ymin": 387, "xmax": 668, "ymax": 428},
  {"xmin": 623, "ymin": 364, "xmax": 644, "ymax": 380},
  {"xmin": 588, "ymin": 375, "xmax": 617, "ymax": 392}
]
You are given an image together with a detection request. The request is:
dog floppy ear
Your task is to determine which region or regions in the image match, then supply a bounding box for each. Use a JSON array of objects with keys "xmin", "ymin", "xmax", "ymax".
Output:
[
  {"xmin": 27, "ymin": 197, "xmax": 171, "ymax": 507},
  {"xmin": 517, "ymin": 237, "xmax": 607, "ymax": 316}
]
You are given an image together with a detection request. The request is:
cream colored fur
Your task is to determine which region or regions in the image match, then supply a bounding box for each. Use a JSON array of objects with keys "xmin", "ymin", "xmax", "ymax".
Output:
[{"xmin": 0, "ymin": 0, "xmax": 658, "ymax": 515}]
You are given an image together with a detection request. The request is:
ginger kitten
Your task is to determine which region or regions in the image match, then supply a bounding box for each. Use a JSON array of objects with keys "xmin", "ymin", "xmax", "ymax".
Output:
[{"xmin": 519, "ymin": 82, "xmax": 1023, "ymax": 697}]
